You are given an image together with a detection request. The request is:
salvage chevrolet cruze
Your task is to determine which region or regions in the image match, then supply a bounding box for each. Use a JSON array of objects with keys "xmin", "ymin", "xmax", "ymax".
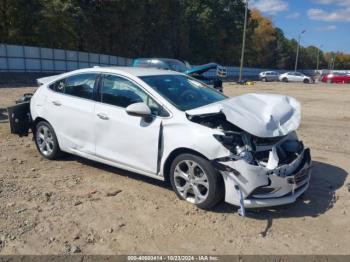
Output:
[{"xmin": 8, "ymin": 67, "xmax": 312, "ymax": 212}]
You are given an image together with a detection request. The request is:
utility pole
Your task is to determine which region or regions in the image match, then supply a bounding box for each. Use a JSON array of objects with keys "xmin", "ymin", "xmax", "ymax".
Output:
[
  {"xmin": 331, "ymin": 54, "xmax": 336, "ymax": 71},
  {"xmin": 316, "ymin": 44, "xmax": 323, "ymax": 71},
  {"xmin": 294, "ymin": 30, "xmax": 306, "ymax": 72},
  {"xmin": 239, "ymin": 0, "xmax": 248, "ymax": 82}
]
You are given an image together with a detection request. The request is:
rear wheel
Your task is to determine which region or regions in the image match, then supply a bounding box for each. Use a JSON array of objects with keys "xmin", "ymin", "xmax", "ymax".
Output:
[
  {"xmin": 261, "ymin": 77, "xmax": 267, "ymax": 82},
  {"xmin": 303, "ymin": 78, "xmax": 310, "ymax": 84},
  {"xmin": 34, "ymin": 121, "xmax": 63, "ymax": 160},
  {"xmin": 327, "ymin": 79, "xmax": 333, "ymax": 84},
  {"xmin": 170, "ymin": 153, "xmax": 224, "ymax": 209},
  {"xmin": 282, "ymin": 77, "xmax": 288, "ymax": 82}
]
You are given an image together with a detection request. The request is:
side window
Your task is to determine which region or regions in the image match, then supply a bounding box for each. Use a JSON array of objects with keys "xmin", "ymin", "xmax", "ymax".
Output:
[
  {"xmin": 49, "ymin": 79, "xmax": 66, "ymax": 94},
  {"xmin": 100, "ymin": 75, "xmax": 169, "ymax": 117},
  {"xmin": 48, "ymin": 74, "xmax": 97, "ymax": 100},
  {"xmin": 151, "ymin": 60, "xmax": 169, "ymax": 70},
  {"xmin": 134, "ymin": 60, "xmax": 150, "ymax": 67},
  {"xmin": 65, "ymin": 74, "xmax": 97, "ymax": 99}
]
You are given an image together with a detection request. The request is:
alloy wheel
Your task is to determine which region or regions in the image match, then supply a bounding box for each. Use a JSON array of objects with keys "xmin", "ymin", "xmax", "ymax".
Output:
[
  {"xmin": 173, "ymin": 160, "xmax": 209, "ymax": 204},
  {"xmin": 36, "ymin": 125, "xmax": 54, "ymax": 156}
]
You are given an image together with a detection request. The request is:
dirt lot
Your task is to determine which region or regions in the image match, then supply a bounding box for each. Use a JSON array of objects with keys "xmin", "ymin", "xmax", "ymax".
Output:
[{"xmin": 0, "ymin": 81, "xmax": 349, "ymax": 255}]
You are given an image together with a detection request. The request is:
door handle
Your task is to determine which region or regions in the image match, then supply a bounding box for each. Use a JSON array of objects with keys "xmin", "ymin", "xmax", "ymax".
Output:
[
  {"xmin": 97, "ymin": 113, "xmax": 109, "ymax": 120},
  {"xmin": 52, "ymin": 101, "xmax": 61, "ymax": 106}
]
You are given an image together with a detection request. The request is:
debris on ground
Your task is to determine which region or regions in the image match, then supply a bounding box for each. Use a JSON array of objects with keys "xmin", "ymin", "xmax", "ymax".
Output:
[
  {"xmin": 16, "ymin": 208, "xmax": 27, "ymax": 214},
  {"xmin": 74, "ymin": 201, "xmax": 82, "ymax": 206},
  {"xmin": 106, "ymin": 190, "xmax": 122, "ymax": 197},
  {"xmin": 70, "ymin": 244, "xmax": 81, "ymax": 253},
  {"xmin": 88, "ymin": 189, "xmax": 97, "ymax": 195},
  {"xmin": 44, "ymin": 192, "xmax": 52, "ymax": 202}
]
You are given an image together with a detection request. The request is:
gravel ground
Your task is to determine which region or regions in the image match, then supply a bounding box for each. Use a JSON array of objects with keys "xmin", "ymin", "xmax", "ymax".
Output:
[{"xmin": 0, "ymin": 81, "xmax": 349, "ymax": 255}]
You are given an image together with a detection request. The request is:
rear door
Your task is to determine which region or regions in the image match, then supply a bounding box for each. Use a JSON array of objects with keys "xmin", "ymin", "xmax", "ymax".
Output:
[
  {"xmin": 45, "ymin": 73, "xmax": 98, "ymax": 155},
  {"xmin": 270, "ymin": 72, "xmax": 279, "ymax": 81},
  {"xmin": 288, "ymin": 72, "xmax": 298, "ymax": 82},
  {"xmin": 94, "ymin": 74, "xmax": 169, "ymax": 175},
  {"xmin": 265, "ymin": 72, "xmax": 271, "ymax": 81},
  {"xmin": 295, "ymin": 72, "xmax": 304, "ymax": 82}
]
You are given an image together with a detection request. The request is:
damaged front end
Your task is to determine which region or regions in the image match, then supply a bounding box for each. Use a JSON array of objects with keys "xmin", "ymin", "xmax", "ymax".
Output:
[
  {"xmin": 213, "ymin": 130, "xmax": 311, "ymax": 208},
  {"xmin": 187, "ymin": 93, "xmax": 312, "ymax": 209}
]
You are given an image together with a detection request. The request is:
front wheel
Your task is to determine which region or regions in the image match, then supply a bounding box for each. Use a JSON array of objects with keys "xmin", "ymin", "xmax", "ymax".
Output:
[
  {"xmin": 303, "ymin": 78, "xmax": 310, "ymax": 84},
  {"xmin": 170, "ymin": 154, "xmax": 224, "ymax": 209},
  {"xmin": 282, "ymin": 77, "xmax": 288, "ymax": 82},
  {"xmin": 34, "ymin": 121, "xmax": 63, "ymax": 160}
]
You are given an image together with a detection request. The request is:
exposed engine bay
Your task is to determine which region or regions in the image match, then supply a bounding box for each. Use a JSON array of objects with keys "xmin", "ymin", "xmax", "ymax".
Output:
[{"xmin": 188, "ymin": 112, "xmax": 304, "ymax": 169}]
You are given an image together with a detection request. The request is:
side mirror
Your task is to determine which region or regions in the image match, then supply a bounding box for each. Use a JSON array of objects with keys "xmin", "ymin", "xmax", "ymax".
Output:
[{"xmin": 126, "ymin": 102, "xmax": 151, "ymax": 117}]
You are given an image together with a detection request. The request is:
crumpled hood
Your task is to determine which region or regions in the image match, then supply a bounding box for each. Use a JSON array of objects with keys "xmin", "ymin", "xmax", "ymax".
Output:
[
  {"xmin": 185, "ymin": 63, "xmax": 218, "ymax": 75},
  {"xmin": 186, "ymin": 93, "xmax": 301, "ymax": 138}
]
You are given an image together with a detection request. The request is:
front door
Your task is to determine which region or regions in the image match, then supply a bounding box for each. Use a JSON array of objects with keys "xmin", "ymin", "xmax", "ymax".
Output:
[
  {"xmin": 288, "ymin": 72, "xmax": 298, "ymax": 82},
  {"xmin": 94, "ymin": 74, "xmax": 168, "ymax": 175}
]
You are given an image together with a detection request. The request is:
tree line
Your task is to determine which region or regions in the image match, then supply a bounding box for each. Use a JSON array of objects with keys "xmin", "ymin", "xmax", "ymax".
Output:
[{"xmin": 1, "ymin": 0, "xmax": 349, "ymax": 69}]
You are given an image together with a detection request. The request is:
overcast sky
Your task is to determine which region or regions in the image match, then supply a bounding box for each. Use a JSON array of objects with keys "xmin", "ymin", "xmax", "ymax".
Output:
[{"xmin": 249, "ymin": 0, "xmax": 350, "ymax": 53}]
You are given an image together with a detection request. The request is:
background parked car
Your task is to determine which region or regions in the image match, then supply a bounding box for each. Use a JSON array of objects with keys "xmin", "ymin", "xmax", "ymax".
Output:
[
  {"xmin": 259, "ymin": 71, "xmax": 280, "ymax": 82},
  {"xmin": 279, "ymin": 72, "xmax": 313, "ymax": 83},
  {"xmin": 133, "ymin": 58, "xmax": 226, "ymax": 92},
  {"xmin": 321, "ymin": 72, "xmax": 350, "ymax": 83}
]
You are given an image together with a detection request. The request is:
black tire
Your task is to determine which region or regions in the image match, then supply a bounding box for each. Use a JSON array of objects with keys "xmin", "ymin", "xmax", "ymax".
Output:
[
  {"xmin": 261, "ymin": 77, "xmax": 267, "ymax": 82},
  {"xmin": 303, "ymin": 78, "xmax": 310, "ymax": 84},
  {"xmin": 282, "ymin": 77, "xmax": 288, "ymax": 82},
  {"xmin": 169, "ymin": 153, "xmax": 224, "ymax": 209},
  {"xmin": 34, "ymin": 121, "xmax": 63, "ymax": 160}
]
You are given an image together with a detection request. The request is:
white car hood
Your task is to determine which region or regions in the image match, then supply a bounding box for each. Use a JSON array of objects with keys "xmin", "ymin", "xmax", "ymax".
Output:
[{"xmin": 186, "ymin": 93, "xmax": 301, "ymax": 138}]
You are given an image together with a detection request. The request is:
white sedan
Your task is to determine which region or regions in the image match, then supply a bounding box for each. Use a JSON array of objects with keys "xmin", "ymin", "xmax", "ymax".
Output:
[
  {"xmin": 8, "ymin": 67, "xmax": 312, "ymax": 212},
  {"xmin": 279, "ymin": 72, "xmax": 313, "ymax": 83}
]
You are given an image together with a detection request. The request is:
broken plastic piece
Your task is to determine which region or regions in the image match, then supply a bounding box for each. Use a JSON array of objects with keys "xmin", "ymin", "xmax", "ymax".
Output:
[
  {"xmin": 266, "ymin": 146, "xmax": 279, "ymax": 170},
  {"xmin": 235, "ymin": 185, "xmax": 246, "ymax": 217}
]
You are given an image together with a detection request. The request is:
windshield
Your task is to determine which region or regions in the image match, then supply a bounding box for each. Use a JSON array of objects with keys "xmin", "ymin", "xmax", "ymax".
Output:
[{"xmin": 140, "ymin": 75, "xmax": 227, "ymax": 111}]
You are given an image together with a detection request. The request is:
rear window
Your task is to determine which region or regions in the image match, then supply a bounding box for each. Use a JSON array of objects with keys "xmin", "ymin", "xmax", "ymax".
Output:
[{"xmin": 48, "ymin": 73, "xmax": 97, "ymax": 100}]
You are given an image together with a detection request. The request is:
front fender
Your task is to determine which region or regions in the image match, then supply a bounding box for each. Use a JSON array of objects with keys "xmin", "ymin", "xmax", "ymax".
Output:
[{"xmin": 159, "ymin": 122, "xmax": 230, "ymax": 176}]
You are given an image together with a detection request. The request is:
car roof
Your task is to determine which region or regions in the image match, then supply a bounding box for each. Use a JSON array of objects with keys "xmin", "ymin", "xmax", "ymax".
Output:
[
  {"xmin": 134, "ymin": 58, "xmax": 183, "ymax": 63},
  {"xmin": 71, "ymin": 66, "xmax": 183, "ymax": 77},
  {"xmin": 37, "ymin": 66, "xmax": 183, "ymax": 85}
]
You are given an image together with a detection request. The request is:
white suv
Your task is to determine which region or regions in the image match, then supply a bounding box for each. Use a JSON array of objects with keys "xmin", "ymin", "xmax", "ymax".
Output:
[{"xmin": 8, "ymin": 67, "xmax": 312, "ymax": 212}]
